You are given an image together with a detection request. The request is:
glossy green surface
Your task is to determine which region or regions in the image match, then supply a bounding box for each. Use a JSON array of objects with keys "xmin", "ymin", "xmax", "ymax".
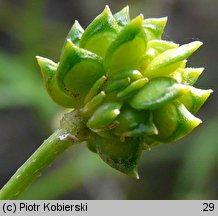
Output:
[
  {"xmin": 143, "ymin": 17, "xmax": 167, "ymax": 40},
  {"xmin": 80, "ymin": 6, "xmax": 119, "ymax": 58},
  {"xmin": 152, "ymin": 102, "xmax": 202, "ymax": 142},
  {"xmin": 57, "ymin": 40, "xmax": 104, "ymax": 103},
  {"xmin": 113, "ymin": 6, "xmax": 130, "ymax": 27},
  {"xmin": 96, "ymin": 135, "xmax": 142, "ymax": 178},
  {"xmin": 104, "ymin": 15, "xmax": 147, "ymax": 74},
  {"xmin": 130, "ymin": 77, "xmax": 189, "ymax": 110},
  {"xmin": 143, "ymin": 41, "xmax": 203, "ymax": 78},
  {"xmin": 36, "ymin": 56, "xmax": 80, "ymax": 108},
  {"xmin": 87, "ymin": 102, "xmax": 122, "ymax": 129}
]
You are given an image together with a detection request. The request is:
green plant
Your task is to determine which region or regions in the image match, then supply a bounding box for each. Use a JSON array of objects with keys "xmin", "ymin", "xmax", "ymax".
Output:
[{"xmin": 0, "ymin": 5, "xmax": 212, "ymax": 200}]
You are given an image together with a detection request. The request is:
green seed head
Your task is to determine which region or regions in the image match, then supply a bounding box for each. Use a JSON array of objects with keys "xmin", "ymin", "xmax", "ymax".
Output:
[{"xmin": 37, "ymin": 6, "xmax": 212, "ymax": 178}]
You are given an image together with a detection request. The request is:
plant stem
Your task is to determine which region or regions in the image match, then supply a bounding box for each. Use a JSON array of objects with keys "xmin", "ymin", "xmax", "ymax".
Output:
[
  {"xmin": 19, "ymin": 149, "xmax": 108, "ymax": 199},
  {"xmin": 0, "ymin": 129, "xmax": 77, "ymax": 200}
]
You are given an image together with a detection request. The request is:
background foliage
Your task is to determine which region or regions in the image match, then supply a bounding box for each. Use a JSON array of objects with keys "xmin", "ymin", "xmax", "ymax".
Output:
[{"xmin": 0, "ymin": 0, "xmax": 217, "ymax": 199}]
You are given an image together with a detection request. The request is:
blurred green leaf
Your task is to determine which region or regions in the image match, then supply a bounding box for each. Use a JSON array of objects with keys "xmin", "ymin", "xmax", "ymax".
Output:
[
  {"xmin": 19, "ymin": 146, "xmax": 113, "ymax": 199},
  {"xmin": 172, "ymin": 117, "xmax": 218, "ymax": 199},
  {"xmin": 0, "ymin": 51, "xmax": 59, "ymax": 121}
]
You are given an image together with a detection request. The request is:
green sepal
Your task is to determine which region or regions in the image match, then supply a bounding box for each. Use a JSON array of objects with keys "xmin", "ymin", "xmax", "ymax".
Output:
[
  {"xmin": 105, "ymin": 15, "xmax": 147, "ymax": 75},
  {"xmin": 60, "ymin": 21, "xmax": 84, "ymax": 58},
  {"xmin": 143, "ymin": 17, "xmax": 167, "ymax": 40},
  {"xmin": 79, "ymin": 6, "xmax": 119, "ymax": 58},
  {"xmin": 87, "ymin": 102, "xmax": 122, "ymax": 129},
  {"xmin": 147, "ymin": 40, "xmax": 179, "ymax": 53},
  {"xmin": 113, "ymin": 107, "xmax": 158, "ymax": 137},
  {"xmin": 84, "ymin": 75, "xmax": 107, "ymax": 103},
  {"xmin": 143, "ymin": 41, "xmax": 203, "ymax": 78},
  {"xmin": 170, "ymin": 67, "xmax": 204, "ymax": 85},
  {"xmin": 179, "ymin": 87, "xmax": 213, "ymax": 114},
  {"xmin": 96, "ymin": 135, "xmax": 142, "ymax": 178},
  {"xmin": 105, "ymin": 70, "xmax": 144, "ymax": 93},
  {"xmin": 65, "ymin": 20, "xmax": 84, "ymax": 45},
  {"xmin": 110, "ymin": 70, "xmax": 143, "ymax": 82},
  {"xmin": 113, "ymin": 6, "xmax": 130, "ymax": 27},
  {"xmin": 82, "ymin": 91, "xmax": 106, "ymax": 117},
  {"xmin": 137, "ymin": 40, "xmax": 178, "ymax": 73},
  {"xmin": 105, "ymin": 77, "xmax": 131, "ymax": 93},
  {"xmin": 57, "ymin": 40, "xmax": 104, "ymax": 104},
  {"xmin": 130, "ymin": 77, "xmax": 189, "ymax": 110},
  {"xmin": 152, "ymin": 101, "xmax": 202, "ymax": 142},
  {"xmin": 36, "ymin": 56, "xmax": 79, "ymax": 108},
  {"xmin": 117, "ymin": 78, "xmax": 148, "ymax": 98}
]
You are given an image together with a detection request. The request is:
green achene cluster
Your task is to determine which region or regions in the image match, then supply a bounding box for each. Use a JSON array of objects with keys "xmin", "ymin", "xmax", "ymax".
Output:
[{"xmin": 37, "ymin": 6, "xmax": 212, "ymax": 178}]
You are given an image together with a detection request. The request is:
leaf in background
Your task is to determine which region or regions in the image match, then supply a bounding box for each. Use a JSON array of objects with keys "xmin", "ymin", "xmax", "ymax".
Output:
[
  {"xmin": 0, "ymin": 52, "xmax": 59, "ymax": 121},
  {"xmin": 19, "ymin": 147, "xmax": 112, "ymax": 200},
  {"xmin": 172, "ymin": 117, "xmax": 218, "ymax": 199}
]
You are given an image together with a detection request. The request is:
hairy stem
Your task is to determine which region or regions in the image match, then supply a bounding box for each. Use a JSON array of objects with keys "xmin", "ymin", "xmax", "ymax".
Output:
[{"xmin": 0, "ymin": 129, "xmax": 78, "ymax": 200}]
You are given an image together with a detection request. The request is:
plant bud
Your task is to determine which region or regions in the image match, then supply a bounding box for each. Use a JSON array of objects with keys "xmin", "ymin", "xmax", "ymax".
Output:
[{"xmin": 37, "ymin": 6, "xmax": 212, "ymax": 178}]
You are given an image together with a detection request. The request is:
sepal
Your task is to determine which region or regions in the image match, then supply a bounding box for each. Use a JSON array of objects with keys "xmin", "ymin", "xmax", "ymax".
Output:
[
  {"xmin": 130, "ymin": 77, "xmax": 189, "ymax": 110},
  {"xmin": 152, "ymin": 101, "xmax": 202, "ymax": 142},
  {"xmin": 57, "ymin": 40, "xmax": 104, "ymax": 105},
  {"xmin": 36, "ymin": 56, "xmax": 79, "ymax": 108},
  {"xmin": 87, "ymin": 102, "xmax": 122, "ymax": 129},
  {"xmin": 113, "ymin": 107, "xmax": 158, "ymax": 137},
  {"xmin": 105, "ymin": 15, "xmax": 147, "ymax": 74},
  {"xmin": 80, "ymin": 5, "xmax": 119, "ymax": 58},
  {"xmin": 143, "ymin": 17, "xmax": 167, "ymax": 40},
  {"xmin": 143, "ymin": 41, "xmax": 203, "ymax": 78},
  {"xmin": 113, "ymin": 6, "xmax": 130, "ymax": 27},
  {"xmin": 96, "ymin": 135, "xmax": 142, "ymax": 178},
  {"xmin": 179, "ymin": 87, "xmax": 213, "ymax": 114},
  {"xmin": 170, "ymin": 67, "xmax": 204, "ymax": 85}
]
